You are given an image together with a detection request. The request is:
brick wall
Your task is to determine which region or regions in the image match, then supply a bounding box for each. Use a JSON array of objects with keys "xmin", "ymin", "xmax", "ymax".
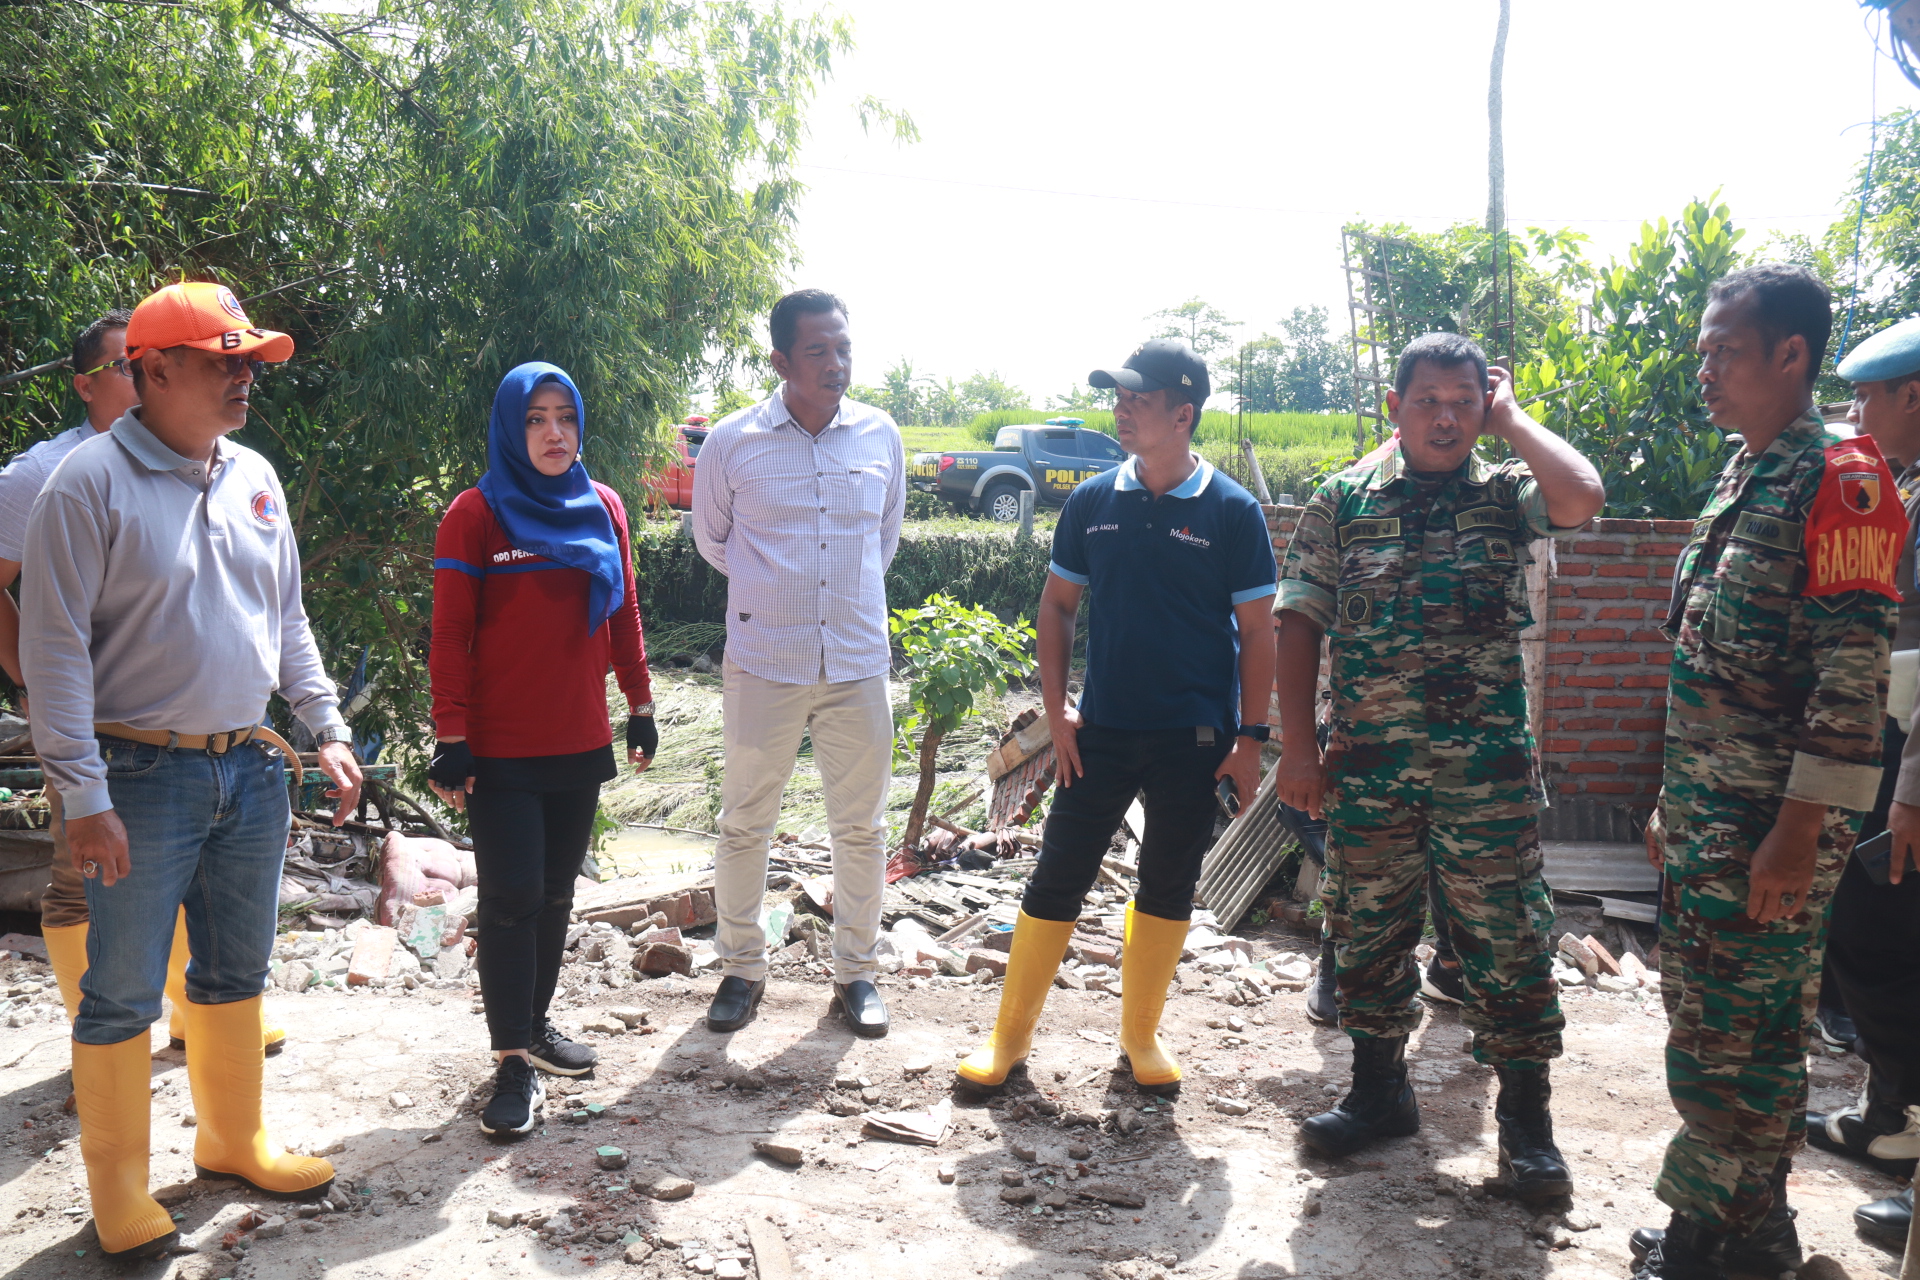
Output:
[{"xmin": 1263, "ymin": 506, "xmax": 1686, "ymax": 834}]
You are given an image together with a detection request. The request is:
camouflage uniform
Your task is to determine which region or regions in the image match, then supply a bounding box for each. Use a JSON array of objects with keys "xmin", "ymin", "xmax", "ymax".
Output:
[
  {"xmin": 1278, "ymin": 444, "xmax": 1575, "ymax": 1066},
  {"xmin": 1656, "ymin": 410, "xmax": 1900, "ymax": 1234}
]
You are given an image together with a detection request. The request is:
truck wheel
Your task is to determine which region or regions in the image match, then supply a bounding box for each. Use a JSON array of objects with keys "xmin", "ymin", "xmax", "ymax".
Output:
[{"xmin": 982, "ymin": 481, "xmax": 1025, "ymax": 523}]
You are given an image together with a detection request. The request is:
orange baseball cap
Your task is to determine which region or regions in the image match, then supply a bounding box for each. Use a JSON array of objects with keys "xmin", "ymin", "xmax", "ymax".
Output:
[{"xmin": 124, "ymin": 282, "xmax": 294, "ymax": 363}]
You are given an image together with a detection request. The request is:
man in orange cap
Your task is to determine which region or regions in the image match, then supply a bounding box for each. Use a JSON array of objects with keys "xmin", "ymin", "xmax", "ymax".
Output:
[{"xmin": 19, "ymin": 281, "xmax": 363, "ymax": 1259}]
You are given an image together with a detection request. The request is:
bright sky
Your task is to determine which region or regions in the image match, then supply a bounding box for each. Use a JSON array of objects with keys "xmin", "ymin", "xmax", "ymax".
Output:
[{"xmin": 785, "ymin": 0, "xmax": 1920, "ymax": 407}]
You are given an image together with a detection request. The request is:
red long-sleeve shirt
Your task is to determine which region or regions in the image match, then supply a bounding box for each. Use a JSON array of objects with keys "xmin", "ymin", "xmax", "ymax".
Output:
[{"xmin": 429, "ymin": 483, "xmax": 652, "ymax": 757}]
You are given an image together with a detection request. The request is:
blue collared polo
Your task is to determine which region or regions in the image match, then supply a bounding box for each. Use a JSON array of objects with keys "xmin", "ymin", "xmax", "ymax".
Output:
[{"xmin": 1049, "ymin": 454, "xmax": 1277, "ymax": 734}]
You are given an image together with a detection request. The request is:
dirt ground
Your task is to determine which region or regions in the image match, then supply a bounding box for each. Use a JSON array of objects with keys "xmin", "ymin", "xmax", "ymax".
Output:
[{"xmin": 0, "ymin": 918, "xmax": 1908, "ymax": 1280}]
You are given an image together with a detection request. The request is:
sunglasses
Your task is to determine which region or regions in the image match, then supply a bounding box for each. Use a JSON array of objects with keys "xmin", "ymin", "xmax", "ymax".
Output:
[
  {"xmin": 79, "ymin": 357, "xmax": 131, "ymax": 378},
  {"xmin": 127, "ymin": 349, "xmax": 267, "ymax": 379}
]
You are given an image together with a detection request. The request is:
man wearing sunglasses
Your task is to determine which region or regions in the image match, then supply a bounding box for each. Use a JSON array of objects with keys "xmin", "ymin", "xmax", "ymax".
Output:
[{"xmin": 19, "ymin": 282, "xmax": 363, "ymax": 1259}]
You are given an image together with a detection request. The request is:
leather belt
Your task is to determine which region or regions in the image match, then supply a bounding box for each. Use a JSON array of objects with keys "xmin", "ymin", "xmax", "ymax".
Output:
[{"xmin": 95, "ymin": 722, "xmax": 304, "ymax": 786}]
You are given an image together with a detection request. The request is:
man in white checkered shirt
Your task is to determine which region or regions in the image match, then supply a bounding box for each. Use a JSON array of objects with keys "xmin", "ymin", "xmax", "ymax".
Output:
[{"xmin": 692, "ymin": 288, "xmax": 905, "ymax": 1039}]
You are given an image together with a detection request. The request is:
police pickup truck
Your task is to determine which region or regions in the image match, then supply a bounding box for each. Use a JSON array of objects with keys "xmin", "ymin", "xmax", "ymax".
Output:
[{"xmin": 910, "ymin": 419, "xmax": 1127, "ymax": 521}]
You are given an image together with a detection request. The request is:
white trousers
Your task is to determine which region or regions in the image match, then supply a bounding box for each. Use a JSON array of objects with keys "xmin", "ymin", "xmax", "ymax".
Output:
[{"xmin": 714, "ymin": 657, "xmax": 892, "ymax": 983}]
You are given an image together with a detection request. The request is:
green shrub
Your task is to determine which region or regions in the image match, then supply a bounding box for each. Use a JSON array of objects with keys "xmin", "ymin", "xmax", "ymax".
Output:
[
  {"xmin": 1196, "ymin": 442, "xmax": 1353, "ymax": 504},
  {"xmin": 629, "ymin": 519, "xmax": 1054, "ymax": 638}
]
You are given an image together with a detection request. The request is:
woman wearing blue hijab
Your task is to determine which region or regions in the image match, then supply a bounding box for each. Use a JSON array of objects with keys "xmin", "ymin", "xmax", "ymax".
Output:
[{"xmin": 426, "ymin": 362, "xmax": 658, "ymax": 1136}]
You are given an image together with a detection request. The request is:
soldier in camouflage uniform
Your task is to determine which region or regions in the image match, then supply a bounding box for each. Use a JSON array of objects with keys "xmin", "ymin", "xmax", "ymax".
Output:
[
  {"xmin": 1629, "ymin": 266, "xmax": 1903, "ymax": 1280},
  {"xmin": 1273, "ymin": 333, "xmax": 1606, "ymax": 1196}
]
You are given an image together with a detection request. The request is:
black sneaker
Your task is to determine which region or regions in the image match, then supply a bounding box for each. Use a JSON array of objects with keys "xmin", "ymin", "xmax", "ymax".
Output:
[
  {"xmin": 1813, "ymin": 1002, "xmax": 1858, "ymax": 1054},
  {"xmin": 480, "ymin": 1056, "xmax": 545, "ymax": 1136},
  {"xmin": 1419, "ymin": 954, "xmax": 1466, "ymax": 1005},
  {"xmin": 529, "ymin": 1017, "xmax": 598, "ymax": 1076}
]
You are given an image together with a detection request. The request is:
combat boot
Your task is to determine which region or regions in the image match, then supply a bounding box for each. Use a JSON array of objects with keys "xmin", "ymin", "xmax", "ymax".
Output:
[
  {"xmin": 1630, "ymin": 1213, "xmax": 1727, "ymax": 1280},
  {"xmin": 1808, "ymin": 1065, "xmax": 1920, "ymax": 1178},
  {"xmin": 1298, "ymin": 1035, "xmax": 1418, "ymax": 1157},
  {"xmin": 1853, "ymin": 1185, "xmax": 1913, "ymax": 1244},
  {"xmin": 1630, "ymin": 1159, "xmax": 1800, "ymax": 1277},
  {"xmin": 1305, "ymin": 934, "xmax": 1340, "ymax": 1027},
  {"xmin": 1493, "ymin": 1063, "xmax": 1572, "ymax": 1198}
]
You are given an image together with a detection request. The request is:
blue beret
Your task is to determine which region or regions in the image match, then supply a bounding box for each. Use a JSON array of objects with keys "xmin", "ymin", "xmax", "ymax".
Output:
[{"xmin": 1837, "ymin": 316, "xmax": 1920, "ymax": 382}]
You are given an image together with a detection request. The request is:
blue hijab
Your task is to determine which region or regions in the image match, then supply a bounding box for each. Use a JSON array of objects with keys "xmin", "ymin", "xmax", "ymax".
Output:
[{"xmin": 476, "ymin": 362, "xmax": 624, "ymax": 634}]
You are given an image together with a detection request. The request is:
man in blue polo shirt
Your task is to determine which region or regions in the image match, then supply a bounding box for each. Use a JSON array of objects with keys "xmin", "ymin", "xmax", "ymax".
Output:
[{"xmin": 957, "ymin": 338, "xmax": 1276, "ymax": 1092}]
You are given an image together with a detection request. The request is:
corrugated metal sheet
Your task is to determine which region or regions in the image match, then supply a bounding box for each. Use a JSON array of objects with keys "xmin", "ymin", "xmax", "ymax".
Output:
[
  {"xmin": 1542, "ymin": 840, "xmax": 1659, "ymax": 893},
  {"xmin": 1539, "ymin": 798, "xmax": 1650, "ymax": 843},
  {"xmin": 1195, "ymin": 767, "xmax": 1291, "ymax": 929}
]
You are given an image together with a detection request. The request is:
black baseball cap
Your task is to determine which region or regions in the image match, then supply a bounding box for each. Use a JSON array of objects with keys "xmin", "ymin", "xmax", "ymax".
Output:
[{"xmin": 1090, "ymin": 337, "xmax": 1210, "ymax": 406}]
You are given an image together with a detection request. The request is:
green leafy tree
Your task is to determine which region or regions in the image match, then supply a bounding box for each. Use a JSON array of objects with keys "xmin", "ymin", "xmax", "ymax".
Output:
[
  {"xmin": 0, "ymin": 0, "xmax": 868, "ymax": 777},
  {"xmin": 1148, "ymin": 297, "xmax": 1239, "ymax": 359},
  {"xmin": 1823, "ymin": 108, "xmax": 1920, "ymax": 372},
  {"xmin": 1512, "ymin": 197, "xmax": 1745, "ymax": 518},
  {"xmin": 888, "ymin": 594, "xmax": 1034, "ymax": 851},
  {"xmin": 1044, "ymin": 383, "xmax": 1115, "ymax": 414},
  {"xmin": 1226, "ymin": 306, "xmax": 1346, "ymax": 413}
]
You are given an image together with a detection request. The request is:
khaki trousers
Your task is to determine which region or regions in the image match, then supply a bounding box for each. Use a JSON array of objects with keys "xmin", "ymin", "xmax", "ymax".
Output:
[{"xmin": 713, "ymin": 657, "xmax": 892, "ymax": 983}]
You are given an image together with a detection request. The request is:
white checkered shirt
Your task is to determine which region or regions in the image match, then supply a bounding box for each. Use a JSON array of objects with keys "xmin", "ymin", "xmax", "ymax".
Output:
[{"xmin": 692, "ymin": 393, "xmax": 905, "ymax": 685}]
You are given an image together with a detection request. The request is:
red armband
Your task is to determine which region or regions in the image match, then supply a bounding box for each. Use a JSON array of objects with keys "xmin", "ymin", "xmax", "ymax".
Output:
[{"xmin": 1805, "ymin": 435, "xmax": 1909, "ymax": 600}]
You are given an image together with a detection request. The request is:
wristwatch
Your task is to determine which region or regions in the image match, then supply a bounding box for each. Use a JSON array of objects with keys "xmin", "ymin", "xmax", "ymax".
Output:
[
  {"xmin": 1236, "ymin": 724, "xmax": 1271, "ymax": 742},
  {"xmin": 634, "ymin": 702, "xmax": 655, "ymax": 716},
  {"xmin": 315, "ymin": 725, "xmax": 352, "ymax": 746}
]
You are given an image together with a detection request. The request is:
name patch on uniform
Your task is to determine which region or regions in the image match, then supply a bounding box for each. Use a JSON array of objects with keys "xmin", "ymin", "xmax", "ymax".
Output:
[
  {"xmin": 1454, "ymin": 505, "xmax": 1516, "ymax": 532},
  {"xmin": 1337, "ymin": 588, "xmax": 1375, "ymax": 626},
  {"xmin": 1484, "ymin": 536, "xmax": 1515, "ymax": 562},
  {"xmin": 1729, "ymin": 512, "xmax": 1803, "ymax": 553},
  {"xmin": 1337, "ymin": 517, "xmax": 1401, "ymax": 546},
  {"xmin": 1690, "ymin": 516, "xmax": 1713, "ymax": 543}
]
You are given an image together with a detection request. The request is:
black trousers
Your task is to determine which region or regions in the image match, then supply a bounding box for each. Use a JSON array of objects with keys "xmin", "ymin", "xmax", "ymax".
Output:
[
  {"xmin": 1021, "ymin": 724, "xmax": 1230, "ymax": 924},
  {"xmin": 469, "ymin": 785, "xmax": 600, "ymax": 1051},
  {"xmin": 1824, "ymin": 719, "xmax": 1920, "ymax": 1105}
]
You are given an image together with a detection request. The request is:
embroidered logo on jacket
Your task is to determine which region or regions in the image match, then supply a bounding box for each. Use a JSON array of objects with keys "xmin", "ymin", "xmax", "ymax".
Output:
[
  {"xmin": 1805, "ymin": 437, "xmax": 1909, "ymax": 600},
  {"xmin": 249, "ymin": 491, "xmax": 279, "ymax": 526},
  {"xmin": 1169, "ymin": 526, "xmax": 1210, "ymax": 548}
]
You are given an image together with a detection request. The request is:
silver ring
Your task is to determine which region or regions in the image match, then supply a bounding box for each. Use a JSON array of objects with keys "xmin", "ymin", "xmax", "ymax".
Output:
[
  {"xmin": 1779, "ymin": 891, "xmax": 1797, "ymax": 908},
  {"xmin": 82, "ymin": 861, "xmax": 98, "ymax": 877}
]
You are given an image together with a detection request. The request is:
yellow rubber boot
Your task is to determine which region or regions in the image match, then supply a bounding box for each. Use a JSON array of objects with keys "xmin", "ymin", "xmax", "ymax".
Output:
[
  {"xmin": 183, "ymin": 996, "xmax": 333, "ymax": 1198},
  {"xmin": 42, "ymin": 921, "xmax": 88, "ymax": 1022},
  {"xmin": 71, "ymin": 1036, "xmax": 178, "ymax": 1259},
  {"xmin": 164, "ymin": 909, "xmax": 285, "ymax": 1055},
  {"xmin": 1118, "ymin": 902, "xmax": 1187, "ymax": 1088},
  {"xmin": 956, "ymin": 912, "xmax": 1076, "ymax": 1087}
]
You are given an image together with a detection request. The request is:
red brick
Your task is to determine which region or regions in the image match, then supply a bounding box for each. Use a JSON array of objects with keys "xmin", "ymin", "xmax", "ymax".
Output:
[
  {"xmin": 348, "ymin": 926, "xmax": 398, "ymax": 986},
  {"xmin": 1588, "ymin": 651, "xmax": 1642, "ymax": 664},
  {"xmin": 1646, "ymin": 696, "xmax": 1667, "ymax": 711},
  {"xmin": 1543, "ymin": 738, "xmax": 1583, "ymax": 753},
  {"xmin": 1632, "ymin": 586, "xmax": 1672, "ymax": 599},
  {"xmin": 1593, "ymin": 518, "xmax": 1657, "ymax": 533},
  {"xmin": 1593, "ymin": 695, "xmax": 1643, "ymax": 708},
  {"xmin": 1557, "ymin": 562, "xmax": 1593, "ymax": 577},
  {"xmin": 1651, "ymin": 519, "xmax": 1695, "ymax": 534},
  {"xmin": 1583, "ymin": 781, "xmax": 1639, "ymax": 795},
  {"xmin": 1625, "ymin": 762, "xmax": 1664, "ymax": 774},
  {"xmin": 1571, "ymin": 627, "xmax": 1626, "ymax": 642},
  {"xmin": 1643, "ymin": 781, "xmax": 1665, "ymax": 794},
  {"xmin": 1621, "ymin": 674, "xmax": 1669, "ymax": 688},
  {"xmin": 1556, "ymin": 782, "xmax": 1581, "ymax": 795},
  {"xmin": 1587, "ymin": 737, "xmax": 1638, "ymax": 752},
  {"xmin": 1547, "ymin": 696, "xmax": 1586, "ymax": 709},
  {"xmin": 1631, "ymin": 630, "xmax": 1668, "ymax": 643},
  {"xmin": 1562, "ymin": 717, "xmax": 1616, "ymax": 731},
  {"xmin": 1548, "ymin": 651, "xmax": 1585, "ymax": 664},
  {"xmin": 1549, "ymin": 629, "xmax": 1574, "ymax": 644},
  {"xmin": 1565, "ymin": 675, "xmax": 1618, "ymax": 688},
  {"xmin": 1596, "ymin": 606, "xmax": 1647, "ymax": 620},
  {"xmin": 1571, "ymin": 541, "xmax": 1627, "ymax": 556},
  {"xmin": 1620, "ymin": 717, "xmax": 1666, "ymax": 731},
  {"xmin": 1554, "ymin": 606, "xmax": 1585, "ymax": 620},
  {"xmin": 1598, "ymin": 563, "xmax": 1649, "ymax": 579},
  {"xmin": 1576, "ymin": 585, "xmax": 1631, "ymax": 598},
  {"xmin": 1569, "ymin": 760, "xmax": 1620, "ymax": 774},
  {"xmin": 1551, "ymin": 584, "xmax": 1574, "ymax": 597},
  {"xmin": 1636, "ymin": 542, "xmax": 1686, "ymax": 556}
]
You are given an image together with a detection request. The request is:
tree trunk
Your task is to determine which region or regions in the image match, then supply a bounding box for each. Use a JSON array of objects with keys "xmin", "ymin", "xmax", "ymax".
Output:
[{"xmin": 902, "ymin": 723, "xmax": 946, "ymax": 852}]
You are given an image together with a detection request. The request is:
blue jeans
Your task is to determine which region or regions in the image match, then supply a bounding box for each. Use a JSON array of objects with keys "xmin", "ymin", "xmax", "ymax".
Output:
[{"xmin": 73, "ymin": 735, "xmax": 290, "ymax": 1046}]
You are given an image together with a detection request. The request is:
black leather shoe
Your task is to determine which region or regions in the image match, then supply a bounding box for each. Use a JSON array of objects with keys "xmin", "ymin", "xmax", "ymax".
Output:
[
  {"xmin": 1299, "ymin": 1035, "xmax": 1419, "ymax": 1157},
  {"xmin": 705, "ymin": 975, "xmax": 766, "ymax": 1033},
  {"xmin": 1494, "ymin": 1064, "xmax": 1572, "ymax": 1198},
  {"xmin": 1305, "ymin": 936, "xmax": 1340, "ymax": 1027},
  {"xmin": 1630, "ymin": 1213, "xmax": 1728, "ymax": 1280},
  {"xmin": 1855, "ymin": 1185, "xmax": 1913, "ymax": 1244},
  {"xmin": 1631, "ymin": 1209, "xmax": 1799, "ymax": 1277},
  {"xmin": 834, "ymin": 980, "xmax": 889, "ymax": 1039},
  {"xmin": 1813, "ymin": 1001, "xmax": 1858, "ymax": 1054}
]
